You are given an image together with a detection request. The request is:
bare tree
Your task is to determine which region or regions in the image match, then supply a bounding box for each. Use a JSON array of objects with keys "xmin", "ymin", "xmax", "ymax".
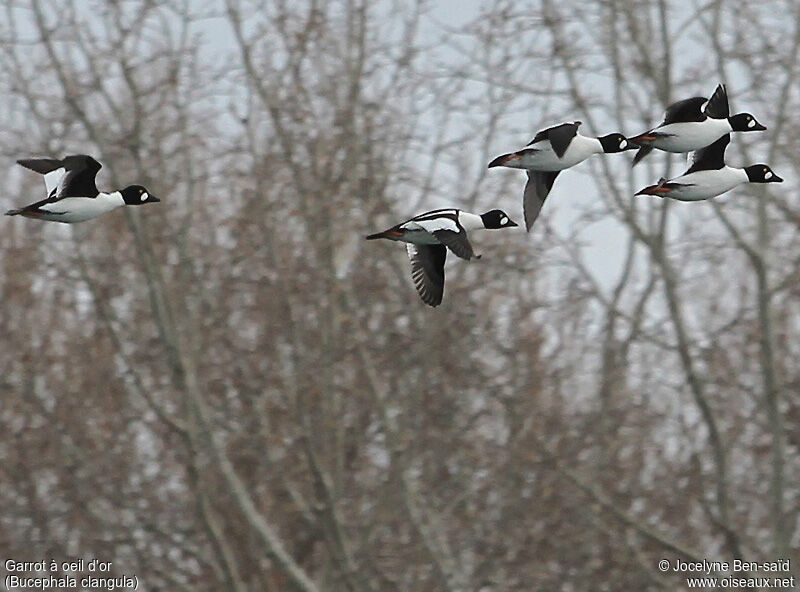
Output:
[{"xmin": 0, "ymin": 1, "xmax": 798, "ymax": 591}]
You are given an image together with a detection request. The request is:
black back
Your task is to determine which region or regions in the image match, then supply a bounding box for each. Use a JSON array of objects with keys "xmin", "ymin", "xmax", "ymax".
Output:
[
  {"xmin": 528, "ymin": 121, "xmax": 581, "ymax": 158},
  {"xmin": 407, "ymin": 208, "xmax": 460, "ymax": 227},
  {"xmin": 662, "ymin": 97, "xmax": 708, "ymax": 125},
  {"xmin": 686, "ymin": 134, "xmax": 730, "ymax": 174}
]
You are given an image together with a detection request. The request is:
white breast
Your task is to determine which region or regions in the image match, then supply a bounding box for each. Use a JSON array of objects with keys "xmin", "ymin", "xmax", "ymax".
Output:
[
  {"xmin": 654, "ymin": 119, "xmax": 731, "ymax": 152},
  {"xmin": 668, "ymin": 167, "xmax": 748, "ymax": 201},
  {"xmin": 38, "ymin": 193, "xmax": 125, "ymax": 223},
  {"xmin": 457, "ymin": 212, "xmax": 484, "ymax": 231}
]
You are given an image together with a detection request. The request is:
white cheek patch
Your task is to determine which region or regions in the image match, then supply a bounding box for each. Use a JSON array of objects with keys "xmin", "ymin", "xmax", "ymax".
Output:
[
  {"xmin": 500, "ymin": 216, "xmax": 508, "ymax": 225},
  {"xmin": 748, "ymin": 120, "xmax": 755, "ymax": 128},
  {"xmin": 764, "ymin": 171, "xmax": 773, "ymax": 180},
  {"xmin": 620, "ymin": 140, "xmax": 627, "ymax": 148},
  {"xmin": 141, "ymin": 192, "xmax": 149, "ymax": 202}
]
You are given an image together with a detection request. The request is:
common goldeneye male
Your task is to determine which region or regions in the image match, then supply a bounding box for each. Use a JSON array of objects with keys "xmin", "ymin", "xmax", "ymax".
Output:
[
  {"xmin": 636, "ymin": 134, "xmax": 782, "ymax": 201},
  {"xmin": 366, "ymin": 208, "xmax": 517, "ymax": 306},
  {"xmin": 7, "ymin": 155, "xmax": 160, "ymax": 223},
  {"xmin": 488, "ymin": 122, "xmax": 632, "ymax": 230},
  {"xmin": 629, "ymin": 84, "xmax": 766, "ymax": 166}
]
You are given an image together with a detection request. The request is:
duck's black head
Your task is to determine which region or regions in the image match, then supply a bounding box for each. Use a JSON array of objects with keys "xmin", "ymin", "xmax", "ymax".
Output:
[
  {"xmin": 120, "ymin": 185, "xmax": 161, "ymax": 205},
  {"xmin": 728, "ymin": 112, "xmax": 766, "ymax": 132},
  {"xmin": 481, "ymin": 209, "xmax": 518, "ymax": 229},
  {"xmin": 744, "ymin": 165, "xmax": 783, "ymax": 183},
  {"xmin": 598, "ymin": 133, "xmax": 634, "ymax": 153}
]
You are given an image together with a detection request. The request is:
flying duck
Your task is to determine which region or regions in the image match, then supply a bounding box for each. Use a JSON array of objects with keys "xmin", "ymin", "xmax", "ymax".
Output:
[
  {"xmin": 366, "ymin": 208, "xmax": 517, "ymax": 306},
  {"xmin": 6, "ymin": 155, "xmax": 160, "ymax": 223},
  {"xmin": 629, "ymin": 84, "xmax": 766, "ymax": 166},
  {"xmin": 488, "ymin": 122, "xmax": 632, "ymax": 231},
  {"xmin": 635, "ymin": 134, "xmax": 782, "ymax": 201}
]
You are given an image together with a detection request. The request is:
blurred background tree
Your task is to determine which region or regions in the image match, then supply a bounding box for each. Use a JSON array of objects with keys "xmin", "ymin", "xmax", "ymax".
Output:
[{"xmin": 0, "ymin": 0, "xmax": 798, "ymax": 590}]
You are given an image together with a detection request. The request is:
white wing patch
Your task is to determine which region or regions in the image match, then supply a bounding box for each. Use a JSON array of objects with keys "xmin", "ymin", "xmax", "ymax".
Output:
[
  {"xmin": 44, "ymin": 167, "xmax": 66, "ymax": 197},
  {"xmin": 399, "ymin": 221, "xmax": 426, "ymax": 232},
  {"xmin": 414, "ymin": 217, "xmax": 460, "ymax": 233}
]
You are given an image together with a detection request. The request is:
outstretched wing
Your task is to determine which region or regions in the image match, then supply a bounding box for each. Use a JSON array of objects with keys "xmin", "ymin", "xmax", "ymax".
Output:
[
  {"xmin": 404, "ymin": 209, "xmax": 475, "ymax": 260},
  {"xmin": 56, "ymin": 155, "xmax": 102, "ymax": 198},
  {"xmin": 406, "ymin": 244, "xmax": 446, "ymax": 307},
  {"xmin": 703, "ymin": 84, "xmax": 729, "ymax": 119},
  {"xmin": 686, "ymin": 134, "xmax": 730, "ymax": 174},
  {"xmin": 17, "ymin": 158, "xmax": 67, "ymax": 198},
  {"xmin": 528, "ymin": 121, "xmax": 581, "ymax": 158},
  {"xmin": 662, "ymin": 97, "xmax": 708, "ymax": 125},
  {"xmin": 523, "ymin": 170, "xmax": 560, "ymax": 231},
  {"xmin": 17, "ymin": 154, "xmax": 102, "ymax": 200},
  {"xmin": 432, "ymin": 229, "xmax": 475, "ymax": 260},
  {"xmin": 631, "ymin": 145, "xmax": 654, "ymax": 167}
]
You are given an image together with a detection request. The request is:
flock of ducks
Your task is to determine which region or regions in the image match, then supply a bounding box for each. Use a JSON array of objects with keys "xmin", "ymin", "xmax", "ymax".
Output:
[
  {"xmin": 368, "ymin": 84, "xmax": 782, "ymax": 306},
  {"xmin": 5, "ymin": 85, "xmax": 783, "ymax": 308}
]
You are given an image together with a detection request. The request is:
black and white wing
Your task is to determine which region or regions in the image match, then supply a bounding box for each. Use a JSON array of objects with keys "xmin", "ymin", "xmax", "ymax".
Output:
[
  {"xmin": 406, "ymin": 244, "xmax": 446, "ymax": 307},
  {"xmin": 686, "ymin": 134, "xmax": 730, "ymax": 174},
  {"xmin": 17, "ymin": 158, "xmax": 68, "ymax": 198},
  {"xmin": 528, "ymin": 121, "xmax": 581, "ymax": 158},
  {"xmin": 522, "ymin": 170, "xmax": 560, "ymax": 231},
  {"xmin": 432, "ymin": 229, "xmax": 475, "ymax": 260},
  {"xmin": 631, "ymin": 95, "xmax": 716, "ymax": 168},
  {"xmin": 661, "ymin": 97, "xmax": 708, "ymax": 125},
  {"xmin": 17, "ymin": 154, "xmax": 101, "ymax": 200},
  {"xmin": 55, "ymin": 155, "xmax": 102, "ymax": 198},
  {"xmin": 631, "ymin": 145, "xmax": 655, "ymax": 167},
  {"xmin": 703, "ymin": 84, "xmax": 729, "ymax": 119},
  {"xmin": 408, "ymin": 210, "xmax": 477, "ymax": 260}
]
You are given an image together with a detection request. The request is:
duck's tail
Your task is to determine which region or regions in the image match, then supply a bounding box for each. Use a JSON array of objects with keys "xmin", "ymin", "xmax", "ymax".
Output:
[
  {"xmin": 365, "ymin": 229, "xmax": 403, "ymax": 240},
  {"xmin": 5, "ymin": 209, "xmax": 22, "ymax": 216},
  {"xmin": 636, "ymin": 178, "xmax": 673, "ymax": 195},
  {"xmin": 488, "ymin": 152, "xmax": 521, "ymax": 168}
]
